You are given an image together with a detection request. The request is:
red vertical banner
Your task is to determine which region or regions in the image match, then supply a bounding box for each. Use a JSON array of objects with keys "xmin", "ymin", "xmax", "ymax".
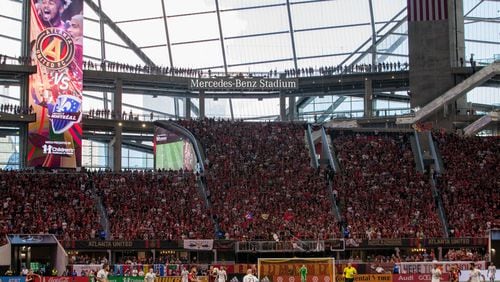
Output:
[{"xmin": 28, "ymin": 0, "xmax": 83, "ymax": 168}]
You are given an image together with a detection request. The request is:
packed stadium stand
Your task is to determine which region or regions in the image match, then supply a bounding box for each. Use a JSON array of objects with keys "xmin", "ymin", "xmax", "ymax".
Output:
[
  {"xmin": 331, "ymin": 131, "xmax": 444, "ymax": 239},
  {"xmin": 94, "ymin": 170, "xmax": 214, "ymax": 240},
  {"xmin": 433, "ymin": 133, "xmax": 499, "ymax": 238},
  {"xmin": 1, "ymin": 0, "xmax": 499, "ymax": 276},
  {"xmin": 0, "ymin": 171, "xmax": 101, "ymax": 244},
  {"xmin": 179, "ymin": 119, "xmax": 339, "ymax": 240}
]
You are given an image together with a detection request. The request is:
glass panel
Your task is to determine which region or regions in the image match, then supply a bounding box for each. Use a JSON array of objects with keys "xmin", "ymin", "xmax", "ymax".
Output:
[
  {"xmin": 169, "ymin": 14, "xmax": 220, "ymax": 43},
  {"xmin": 220, "ymin": 6, "xmax": 288, "ymax": 37},
  {"xmin": 165, "ymin": 0, "xmax": 216, "ymax": 16},
  {"xmin": 225, "ymin": 34, "xmax": 292, "ymax": 66},
  {"xmin": 290, "ymin": 0, "xmax": 370, "ymax": 30},
  {"xmin": 219, "ymin": 0, "xmax": 285, "ymax": 10},
  {"xmin": 295, "ymin": 27, "xmax": 371, "ymax": 58},
  {"xmin": 171, "ymin": 41, "xmax": 223, "ymax": 69}
]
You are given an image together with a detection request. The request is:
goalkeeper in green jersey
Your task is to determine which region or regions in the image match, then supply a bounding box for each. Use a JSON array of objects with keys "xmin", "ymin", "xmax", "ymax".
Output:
[{"xmin": 299, "ymin": 265, "xmax": 308, "ymax": 282}]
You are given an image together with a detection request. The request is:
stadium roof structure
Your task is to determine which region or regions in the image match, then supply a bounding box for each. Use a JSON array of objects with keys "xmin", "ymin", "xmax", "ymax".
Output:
[{"xmin": 0, "ymin": 0, "xmax": 499, "ymax": 121}]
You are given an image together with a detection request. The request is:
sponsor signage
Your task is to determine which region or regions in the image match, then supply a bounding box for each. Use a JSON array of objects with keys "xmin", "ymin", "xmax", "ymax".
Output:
[
  {"xmin": 28, "ymin": 0, "xmax": 84, "ymax": 168},
  {"xmin": 188, "ymin": 78, "xmax": 298, "ymax": 91},
  {"xmin": 273, "ymin": 276, "xmax": 333, "ymax": 282},
  {"xmin": 336, "ymin": 275, "xmax": 392, "ymax": 282},
  {"xmin": 392, "ymin": 274, "xmax": 450, "ymax": 282},
  {"xmin": 0, "ymin": 277, "xmax": 26, "ymax": 282},
  {"xmin": 354, "ymin": 238, "xmax": 488, "ymax": 249},
  {"xmin": 61, "ymin": 240, "xmax": 176, "ymax": 249}
]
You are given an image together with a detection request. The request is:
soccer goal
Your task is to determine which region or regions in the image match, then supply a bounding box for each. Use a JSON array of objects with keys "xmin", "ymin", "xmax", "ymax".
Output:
[{"xmin": 258, "ymin": 257, "xmax": 335, "ymax": 282}]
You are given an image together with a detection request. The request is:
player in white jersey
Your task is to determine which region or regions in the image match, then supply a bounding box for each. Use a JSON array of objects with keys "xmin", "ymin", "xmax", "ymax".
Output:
[
  {"xmin": 487, "ymin": 263, "xmax": 496, "ymax": 282},
  {"xmin": 468, "ymin": 263, "xmax": 485, "ymax": 282},
  {"xmin": 97, "ymin": 263, "xmax": 110, "ymax": 282},
  {"xmin": 181, "ymin": 267, "xmax": 189, "ymax": 282},
  {"xmin": 144, "ymin": 268, "xmax": 156, "ymax": 282},
  {"xmin": 243, "ymin": 269, "xmax": 258, "ymax": 282},
  {"xmin": 217, "ymin": 267, "xmax": 227, "ymax": 282},
  {"xmin": 431, "ymin": 262, "xmax": 442, "ymax": 282}
]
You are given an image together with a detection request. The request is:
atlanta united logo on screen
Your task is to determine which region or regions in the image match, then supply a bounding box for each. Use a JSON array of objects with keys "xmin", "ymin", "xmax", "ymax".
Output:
[{"xmin": 35, "ymin": 27, "xmax": 75, "ymax": 70}]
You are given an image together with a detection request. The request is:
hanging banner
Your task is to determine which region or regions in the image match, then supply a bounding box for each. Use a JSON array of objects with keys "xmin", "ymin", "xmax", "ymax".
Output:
[
  {"xmin": 28, "ymin": 0, "xmax": 84, "ymax": 168},
  {"xmin": 183, "ymin": 239, "xmax": 214, "ymax": 250}
]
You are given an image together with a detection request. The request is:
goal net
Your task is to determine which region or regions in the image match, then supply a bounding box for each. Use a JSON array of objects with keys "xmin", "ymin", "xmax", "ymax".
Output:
[{"xmin": 258, "ymin": 258, "xmax": 335, "ymax": 282}]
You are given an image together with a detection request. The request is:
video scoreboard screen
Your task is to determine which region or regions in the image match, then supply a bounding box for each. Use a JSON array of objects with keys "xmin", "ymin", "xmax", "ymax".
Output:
[{"xmin": 154, "ymin": 126, "xmax": 196, "ymax": 171}]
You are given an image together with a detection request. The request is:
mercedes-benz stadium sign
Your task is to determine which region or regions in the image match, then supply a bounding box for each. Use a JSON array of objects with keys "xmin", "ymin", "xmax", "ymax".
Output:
[{"xmin": 188, "ymin": 78, "xmax": 298, "ymax": 91}]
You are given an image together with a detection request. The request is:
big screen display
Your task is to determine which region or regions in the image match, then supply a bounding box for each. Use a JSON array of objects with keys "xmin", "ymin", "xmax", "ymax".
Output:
[
  {"xmin": 28, "ymin": 0, "xmax": 83, "ymax": 168},
  {"xmin": 154, "ymin": 126, "xmax": 196, "ymax": 171}
]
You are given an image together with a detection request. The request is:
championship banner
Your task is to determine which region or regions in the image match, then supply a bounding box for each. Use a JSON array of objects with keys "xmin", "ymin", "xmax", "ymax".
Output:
[{"xmin": 28, "ymin": 0, "xmax": 84, "ymax": 168}]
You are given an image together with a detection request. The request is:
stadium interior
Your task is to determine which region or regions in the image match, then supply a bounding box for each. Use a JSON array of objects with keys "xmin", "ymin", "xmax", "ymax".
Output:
[{"xmin": 0, "ymin": 0, "xmax": 499, "ymax": 281}]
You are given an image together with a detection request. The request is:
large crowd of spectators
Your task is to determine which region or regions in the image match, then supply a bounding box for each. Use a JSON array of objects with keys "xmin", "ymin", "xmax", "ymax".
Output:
[
  {"xmin": 331, "ymin": 131, "xmax": 443, "ymax": 239},
  {"xmin": 0, "ymin": 171, "xmax": 101, "ymax": 245},
  {"xmin": 0, "ymin": 104, "xmax": 33, "ymax": 115},
  {"xmin": 0, "ymin": 128, "xmax": 497, "ymax": 247},
  {"xmin": 82, "ymin": 59, "xmax": 409, "ymax": 79},
  {"xmin": 433, "ymin": 133, "xmax": 499, "ymax": 237},
  {"xmin": 178, "ymin": 119, "xmax": 339, "ymax": 241},
  {"xmin": 0, "ymin": 54, "xmax": 31, "ymax": 65},
  {"xmin": 94, "ymin": 170, "xmax": 214, "ymax": 240},
  {"xmin": 283, "ymin": 61, "xmax": 408, "ymax": 77}
]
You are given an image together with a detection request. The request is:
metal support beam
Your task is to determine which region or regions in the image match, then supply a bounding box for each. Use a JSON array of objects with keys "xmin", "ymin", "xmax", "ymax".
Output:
[
  {"xmin": 214, "ymin": 0, "xmax": 228, "ymax": 74},
  {"xmin": 339, "ymin": 8, "xmax": 407, "ymax": 67},
  {"xmin": 214, "ymin": 0, "xmax": 234, "ymax": 120},
  {"xmin": 160, "ymin": 0, "xmax": 174, "ymax": 68},
  {"xmin": 285, "ymin": 0, "xmax": 299, "ymax": 71},
  {"xmin": 316, "ymin": 96, "xmax": 347, "ymax": 123},
  {"xmin": 97, "ymin": 0, "xmax": 107, "ymax": 66},
  {"xmin": 377, "ymin": 30, "xmax": 408, "ymax": 62},
  {"xmin": 84, "ymin": 0, "xmax": 156, "ymax": 66},
  {"xmin": 19, "ymin": 0, "xmax": 30, "ymax": 168},
  {"xmin": 368, "ymin": 0, "xmax": 377, "ymax": 67}
]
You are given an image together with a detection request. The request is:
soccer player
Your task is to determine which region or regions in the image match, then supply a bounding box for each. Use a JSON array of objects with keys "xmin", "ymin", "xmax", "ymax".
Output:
[
  {"xmin": 181, "ymin": 267, "xmax": 189, "ymax": 282},
  {"xmin": 217, "ymin": 266, "xmax": 227, "ymax": 282},
  {"xmin": 144, "ymin": 268, "xmax": 156, "ymax": 282},
  {"xmin": 343, "ymin": 263, "xmax": 357, "ymax": 282},
  {"xmin": 450, "ymin": 265, "xmax": 459, "ymax": 282},
  {"xmin": 468, "ymin": 263, "xmax": 485, "ymax": 282},
  {"xmin": 97, "ymin": 263, "xmax": 110, "ymax": 282},
  {"xmin": 299, "ymin": 265, "xmax": 308, "ymax": 282},
  {"xmin": 431, "ymin": 262, "xmax": 442, "ymax": 282},
  {"xmin": 487, "ymin": 263, "xmax": 496, "ymax": 282},
  {"xmin": 243, "ymin": 269, "xmax": 258, "ymax": 282},
  {"xmin": 188, "ymin": 267, "xmax": 198, "ymax": 282}
]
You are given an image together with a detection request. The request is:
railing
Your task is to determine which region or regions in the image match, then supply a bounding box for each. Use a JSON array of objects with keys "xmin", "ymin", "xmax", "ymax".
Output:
[{"xmin": 236, "ymin": 240, "xmax": 345, "ymax": 253}]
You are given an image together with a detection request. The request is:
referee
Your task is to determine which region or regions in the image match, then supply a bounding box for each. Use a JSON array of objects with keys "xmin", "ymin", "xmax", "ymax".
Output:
[{"xmin": 343, "ymin": 262, "xmax": 357, "ymax": 282}]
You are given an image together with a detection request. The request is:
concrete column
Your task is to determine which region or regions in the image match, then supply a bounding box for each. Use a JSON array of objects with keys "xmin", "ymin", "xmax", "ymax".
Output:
[
  {"xmin": 112, "ymin": 125, "xmax": 122, "ymax": 171},
  {"xmin": 364, "ymin": 79, "xmax": 373, "ymax": 118},
  {"xmin": 112, "ymin": 79, "xmax": 122, "ymax": 171},
  {"xmin": 199, "ymin": 91, "xmax": 205, "ymax": 119},
  {"xmin": 280, "ymin": 92, "xmax": 286, "ymax": 121},
  {"xmin": 185, "ymin": 98, "xmax": 191, "ymax": 119},
  {"xmin": 288, "ymin": 95, "xmax": 296, "ymax": 121},
  {"xmin": 408, "ymin": 0, "xmax": 464, "ymax": 114}
]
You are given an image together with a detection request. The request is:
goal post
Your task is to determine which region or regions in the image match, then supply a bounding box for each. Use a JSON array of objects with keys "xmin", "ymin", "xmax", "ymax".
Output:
[{"xmin": 258, "ymin": 258, "xmax": 335, "ymax": 282}]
